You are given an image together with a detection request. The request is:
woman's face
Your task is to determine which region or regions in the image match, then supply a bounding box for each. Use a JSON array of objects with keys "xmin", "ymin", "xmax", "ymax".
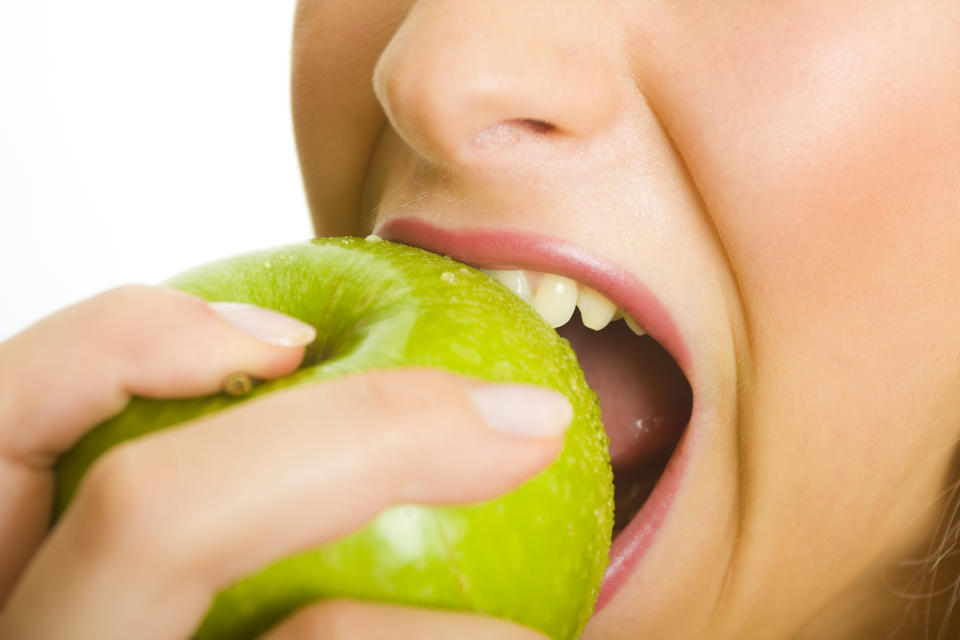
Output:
[{"xmin": 291, "ymin": 1, "xmax": 960, "ymax": 637}]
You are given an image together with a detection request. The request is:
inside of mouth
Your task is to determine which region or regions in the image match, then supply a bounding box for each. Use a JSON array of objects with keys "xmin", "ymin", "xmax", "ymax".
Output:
[{"xmin": 556, "ymin": 310, "xmax": 693, "ymax": 535}]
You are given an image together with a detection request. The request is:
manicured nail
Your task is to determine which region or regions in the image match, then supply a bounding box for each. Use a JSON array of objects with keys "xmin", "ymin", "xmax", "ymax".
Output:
[
  {"xmin": 208, "ymin": 302, "xmax": 316, "ymax": 347},
  {"xmin": 467, "ymin": 385, "xmax": 573, "ymax": 437}
]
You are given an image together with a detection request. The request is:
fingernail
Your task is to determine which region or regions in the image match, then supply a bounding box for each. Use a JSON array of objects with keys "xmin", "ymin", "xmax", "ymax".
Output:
[
  {"xmin": 208, "ymin": 302, "xmax": 316, "ymax": 347},
  {"xmin": 467, "ymin": 385, "xmax": 573, "ymax": 437}
]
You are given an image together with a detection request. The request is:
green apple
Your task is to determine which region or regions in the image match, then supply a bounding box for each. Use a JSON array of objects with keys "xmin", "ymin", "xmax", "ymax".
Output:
[{"xmin": 54, "ymin": 236, "xmax": 613, "ymax": 640}]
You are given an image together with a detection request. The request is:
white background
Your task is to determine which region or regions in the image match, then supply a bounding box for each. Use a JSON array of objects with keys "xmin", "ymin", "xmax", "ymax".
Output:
[{"xmin": 1, "ymin": 1, "xmax": 312, "ymax": 340}]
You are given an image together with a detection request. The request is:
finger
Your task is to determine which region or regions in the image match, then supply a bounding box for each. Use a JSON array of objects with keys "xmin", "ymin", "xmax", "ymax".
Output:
[
  {"xmin": 262, "ymin": 599, "xmax": 550, "ymax": 640},
  {"xmin": 0, "ymin": 369, "xmax": 571, "ymax": 640},
  {"xmin": 0, "ymin": 285, "xmax": 315, "ymax": 460},
  {"xmin": 0, "ymin": 370, "xmax": 572, "ymax": 638},
  {"xmin": 0, "ymin": 285, "xmax": 314, "ymax": 601}
]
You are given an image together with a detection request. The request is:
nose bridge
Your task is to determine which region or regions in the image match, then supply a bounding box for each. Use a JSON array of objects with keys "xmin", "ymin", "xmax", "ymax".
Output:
[{"xmin": 373, "ymin": 0, "xmax": 623, "ymax": 164}]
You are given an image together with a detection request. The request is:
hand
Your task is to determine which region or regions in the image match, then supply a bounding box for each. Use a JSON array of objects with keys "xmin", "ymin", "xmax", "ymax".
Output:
[{"xmin": 0, "ymin": 285, "xmax": 563, "ymax": 639}]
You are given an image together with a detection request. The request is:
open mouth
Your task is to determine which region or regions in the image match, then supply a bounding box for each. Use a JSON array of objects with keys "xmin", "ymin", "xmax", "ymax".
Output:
[
  {"xmin": 375, "ymin": 217, "xmax": 696, "ymax": 610},
  {"xmin": 557, "ymin": 311, "xmax": 692, "ymax": 535},
  {"xmin": 473, "ymin": 268, "xmax": 692, "ymax": 537}
]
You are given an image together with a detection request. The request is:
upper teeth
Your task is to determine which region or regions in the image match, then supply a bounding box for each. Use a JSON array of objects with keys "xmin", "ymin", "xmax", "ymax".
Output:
[{"xmin": 480, "ymin": 268, "xmax": 646, "ymax": 334}]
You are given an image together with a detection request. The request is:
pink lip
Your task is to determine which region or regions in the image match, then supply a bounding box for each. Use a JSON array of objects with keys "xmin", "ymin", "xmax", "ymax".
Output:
[{"xmin": 375, "ymin": 216, "xmax": 698, "ymax": 613}]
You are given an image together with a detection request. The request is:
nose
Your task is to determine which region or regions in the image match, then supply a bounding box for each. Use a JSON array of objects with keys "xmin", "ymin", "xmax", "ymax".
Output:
[{"xmin": 372, "ymin": 0, "xmax": 624, "ymax": 166}]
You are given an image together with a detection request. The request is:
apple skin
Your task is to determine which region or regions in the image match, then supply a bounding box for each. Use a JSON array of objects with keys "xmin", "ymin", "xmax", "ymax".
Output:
[{"xmin": 53, "ymin": 237, "xmax": 614, "ymax": 640}]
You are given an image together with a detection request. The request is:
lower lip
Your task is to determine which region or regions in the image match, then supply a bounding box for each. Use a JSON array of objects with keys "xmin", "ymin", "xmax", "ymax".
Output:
[{"xmin": 593, "ymin": 406, "xmax": 695, "ymax": 612}]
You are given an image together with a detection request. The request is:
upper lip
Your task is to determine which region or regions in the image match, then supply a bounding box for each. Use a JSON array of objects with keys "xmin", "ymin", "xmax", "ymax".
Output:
[{"xmin": 374, "ymin": 216, "xmax": 693, "ymax": 380}]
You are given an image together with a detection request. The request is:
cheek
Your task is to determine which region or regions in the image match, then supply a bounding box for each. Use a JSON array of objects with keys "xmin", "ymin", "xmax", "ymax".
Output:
[
  {"xmin": 636, "ymin": 3, "xmax": 960, "ymax": 597},
  {"xmin": 644, "ymin": 0, "xmax": 960, "ymax": 521},
  {"xmin": 291, "ymin": 0, "xmax": 413, "ymax": 235},
  {"xmin": 662, "ymin": 2, "xmax": 960, "ymax": 364}
]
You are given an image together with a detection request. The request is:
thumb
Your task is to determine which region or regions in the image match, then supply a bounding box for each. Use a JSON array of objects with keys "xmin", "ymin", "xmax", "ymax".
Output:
[
  {"xmin": 261, "ymin": 599, "xmax": 551, "ymax": 640},
  {"xmin": 1, "ymin": 370, "xmax": 573, "ymax": 640}
]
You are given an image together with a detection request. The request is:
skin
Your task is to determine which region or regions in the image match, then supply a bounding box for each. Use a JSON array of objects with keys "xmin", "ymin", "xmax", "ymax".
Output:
[
  {"xmin": 2, "ymin": 1, "xmax": 958, "ymax": 638},
  {"xmin": 292, "ymin": 0, "xmax": 960, "ymax": 637}
]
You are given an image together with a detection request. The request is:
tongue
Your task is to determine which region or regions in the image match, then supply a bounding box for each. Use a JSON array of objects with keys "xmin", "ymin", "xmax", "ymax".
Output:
[{"xmin": 556, "ymin": 313, "xmax": 692, "ymax": 476}]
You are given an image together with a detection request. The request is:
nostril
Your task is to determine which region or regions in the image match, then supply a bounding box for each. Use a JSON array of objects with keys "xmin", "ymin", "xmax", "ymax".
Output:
[
  {"xmin": 471, "ymin": 118, "xmax": 560, "ymax": 149},
  {"xmin": 518, "ymin": 118, "xmax": 557, "ymax": 134}
]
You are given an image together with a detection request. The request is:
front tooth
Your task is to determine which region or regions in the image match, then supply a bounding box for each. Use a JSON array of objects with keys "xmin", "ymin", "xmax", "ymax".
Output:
[
  {"xmin": 623, "ymin": 314, "xmax": 646, "ymax": 336},
  {"xmin": 532, "ymin": 274, "xmax": 578, "ymax": 327},
  {"xmin": 481, "ymin": 269, "xmax": 532, "ymax": 302},
  {"xmin": 577, "ymin": 285, "xmax": 617, "ymax": 330}
]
